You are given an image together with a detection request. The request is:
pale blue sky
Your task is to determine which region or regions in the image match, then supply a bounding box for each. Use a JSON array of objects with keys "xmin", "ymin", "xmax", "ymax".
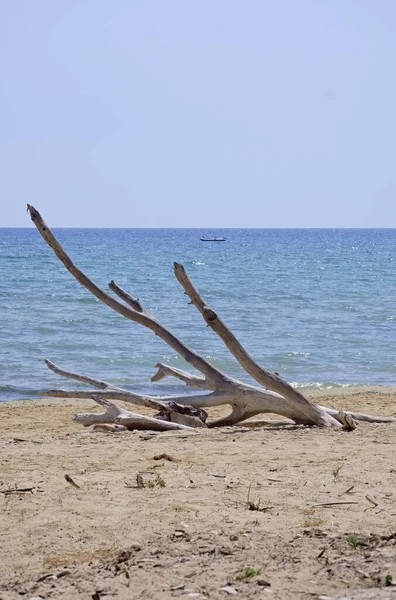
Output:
[{"xmin": 1, "ymin": 1, "xmax": 396, "ymax": 227}]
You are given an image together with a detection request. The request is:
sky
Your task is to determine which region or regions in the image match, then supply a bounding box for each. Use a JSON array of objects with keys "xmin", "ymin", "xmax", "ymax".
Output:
[{"xmin": 1, "ymin": 0, "xmax": 396, "ymax": 228}]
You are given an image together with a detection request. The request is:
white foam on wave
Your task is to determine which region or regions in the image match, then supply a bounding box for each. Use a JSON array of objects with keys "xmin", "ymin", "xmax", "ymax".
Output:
[{"xmin": 293, "ymin": 382, "xmax": 353, "ymax": 390}]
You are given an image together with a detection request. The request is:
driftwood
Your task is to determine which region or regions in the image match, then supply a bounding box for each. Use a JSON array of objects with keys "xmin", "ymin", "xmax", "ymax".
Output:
[{"xmin": 27, "ymin": 205, "xmax": 395, "ymax": 431}]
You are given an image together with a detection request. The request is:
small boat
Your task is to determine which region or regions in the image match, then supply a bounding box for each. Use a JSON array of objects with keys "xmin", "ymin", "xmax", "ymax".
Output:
[{"xmin": 200, "ymin": 236, "xmax": 226, "ymax": 242}]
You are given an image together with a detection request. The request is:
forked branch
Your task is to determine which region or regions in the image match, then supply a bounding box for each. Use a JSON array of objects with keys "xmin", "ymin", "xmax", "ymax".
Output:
[
  {"xmin": 27, "ymin": 204, "xmax": 224, "ymax": 386},
  {"xmin": 173, "ymin": 262, "xmax": 338, "ymax": 427}
]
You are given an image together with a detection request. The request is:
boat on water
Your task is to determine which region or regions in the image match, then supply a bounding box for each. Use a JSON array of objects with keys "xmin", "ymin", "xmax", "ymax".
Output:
[{"xmin": 200, "ymin": 236, "xmax": 226, "ymax": 242}]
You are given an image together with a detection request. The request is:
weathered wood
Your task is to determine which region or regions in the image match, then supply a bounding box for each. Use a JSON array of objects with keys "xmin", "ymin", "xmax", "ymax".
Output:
[
  {"xmin": 43, "ymin": 361, "xmax": 395, "ymax": 425},
  {"xmin": 173, "ymin": 262, "xmax": 338, "ymax": 427},
  {"xmin": 27, "ymin": 204, "xmax": 395, "ymax": 431},
  {"xmin": 73, "ymin": 395, "xmax": 194, "ymax": 431},
  {"xmin": 154, "ymin": 402, "xmax": 208, "ymax": 428},
  {"xmin": 320, "ymin": 405, "xmax": 396, "ymax": 424},
  {"xmin": 27, "ymin": 204, "xmax": 225, "ymax": 386},
  {"xmin": 45, "ymin": 359, "xmax": 115, "ymax": 390},
  {"xmin": 151, "ymin": 363, "xmax": 211, "ymax": 390},
  {"xmin": 41, "ymin": 387, "xmax": 234, "ymax": 409},
  {"xmin": 108, "ymin": 280, "xmax": 145, "ymax": 313}
]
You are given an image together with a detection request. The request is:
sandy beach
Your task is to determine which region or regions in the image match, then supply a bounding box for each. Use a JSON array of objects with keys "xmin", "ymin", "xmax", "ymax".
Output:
[{"xmin": 1, "ymin": 387, "xmax": 396, "ymax": 600}]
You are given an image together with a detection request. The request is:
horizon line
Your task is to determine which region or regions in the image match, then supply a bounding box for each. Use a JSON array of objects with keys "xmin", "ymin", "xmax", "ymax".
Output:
[{"xmin": 1, "ymin": 226, "xmax": 395, "ymax": 231}]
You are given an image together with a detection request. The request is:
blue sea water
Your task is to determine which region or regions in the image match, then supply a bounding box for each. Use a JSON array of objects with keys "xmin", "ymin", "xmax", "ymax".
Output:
[{"xmin": 0, "ymin": 228, "xmax": 395, "ymax": 401}]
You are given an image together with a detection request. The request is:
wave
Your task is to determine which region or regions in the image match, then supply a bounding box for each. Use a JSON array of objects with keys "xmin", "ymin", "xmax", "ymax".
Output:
[
  {"xmin": 0, "ymin": 385, "xmax": 42, "ymax": 401},
  {"xmin": 292, "ymin": 381, "xmax": 353, "ymax": 390}
]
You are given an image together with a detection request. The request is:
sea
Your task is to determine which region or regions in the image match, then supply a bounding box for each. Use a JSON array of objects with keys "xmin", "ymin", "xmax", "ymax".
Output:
[{"xmin": 0, "ymin": 228, "xmax": 395, "ymax": 402}]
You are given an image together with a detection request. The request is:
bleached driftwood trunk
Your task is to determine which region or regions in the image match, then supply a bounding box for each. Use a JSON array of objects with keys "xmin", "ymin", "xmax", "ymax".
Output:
[{"xmin": 27, "ymin": 205, "xmax": 395, "ymax": 431}]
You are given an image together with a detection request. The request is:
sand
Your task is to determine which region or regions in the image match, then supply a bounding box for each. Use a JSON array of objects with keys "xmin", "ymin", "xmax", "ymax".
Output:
[{"xmin": 1, "ymin": 387, "xmax": 396, "ymax": 600}]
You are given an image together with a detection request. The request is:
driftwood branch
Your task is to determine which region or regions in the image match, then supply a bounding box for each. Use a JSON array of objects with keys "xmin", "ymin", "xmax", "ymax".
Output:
[
  {"xmin": 73, "ymin": 395, "xmax": 195, "ymax": 430},
  {"xmin": 320, "ymin": 405, "xmax": 396, "ymax": 424},
  {"xmin": 44, "ymin": 359, "xmax": 395, "ymax": 425},
  {"xmin": 42, "ymin": 360, "xmax": 232, "ymax": 424},
  {"xmin": 43, "ymin": 360, "xmax": 168, "ymax": 411},
  {"xmin": 45, "ymin": 359, "xmax": 115, "ymax": 390},
  {"xmin": 173, "ymin": 262, "xmax": 338, "ymax": 427},
  {"xmin": 151, "ymin": 363, "xmax": 211, "ymax": 390},
  {"xmin": 27, "ymin": 204, "xmax": 395, "ymax": 432},
  {"xmin": 41, "ymin": 386, "xmax": 234, "ymax": 411},
  {"xmin": 109, "ymin": 280, "xmax": 145, "ymax": 313},
  {"xmin": 42, "ymin": 358, "xmax": 233, "ymax": 427},
  {"xmin": 27, "ymin": 204, "xmax": 223, "ymax": 387}
]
